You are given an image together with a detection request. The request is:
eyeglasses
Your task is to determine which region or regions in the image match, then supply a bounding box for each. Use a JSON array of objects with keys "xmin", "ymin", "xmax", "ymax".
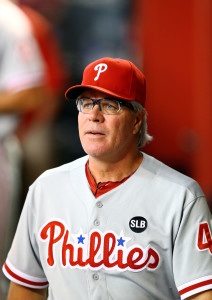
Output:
[{"xmin": 76, "ymin": 97, "xmax": 134, "ymax": 115}]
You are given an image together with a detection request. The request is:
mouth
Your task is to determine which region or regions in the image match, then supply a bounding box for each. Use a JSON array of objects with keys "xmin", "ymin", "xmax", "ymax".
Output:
[{"xmin": 85, "ymin": 130, "xmax": 105, "ymax": 136}]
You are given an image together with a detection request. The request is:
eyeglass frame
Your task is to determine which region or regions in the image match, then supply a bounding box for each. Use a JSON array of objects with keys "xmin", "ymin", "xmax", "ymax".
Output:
[{"xmin": 76, "ymin": 97, "xmax": 134, "ymax": 115}]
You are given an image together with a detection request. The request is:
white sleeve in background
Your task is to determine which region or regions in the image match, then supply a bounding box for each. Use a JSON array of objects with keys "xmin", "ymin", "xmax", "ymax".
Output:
[{"xmin": 0, "ymin": 1, "xmax": 45, "ymax": 94}]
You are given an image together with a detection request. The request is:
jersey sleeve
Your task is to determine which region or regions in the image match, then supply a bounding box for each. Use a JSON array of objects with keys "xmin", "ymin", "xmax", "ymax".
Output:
[
  {"xmin": 0, "ymin": 13, "xmax": 45, "ymax": 93},
  {"xmin": 2, "ymin": 186, "xmax": 49, "ymax": 289},
  {"xmin": 173, "ymin": 196, "xmax": 212, "ymax": 299}
]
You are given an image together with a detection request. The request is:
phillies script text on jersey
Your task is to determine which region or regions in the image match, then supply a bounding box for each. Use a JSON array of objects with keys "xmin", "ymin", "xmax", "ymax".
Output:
[{"xmin": 39, "ymin": 220, "xmax": 160, "ymax": 272}]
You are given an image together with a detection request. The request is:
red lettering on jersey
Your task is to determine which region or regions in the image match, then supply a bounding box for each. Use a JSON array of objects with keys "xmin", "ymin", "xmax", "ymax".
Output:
[
  {"xmin": 147, "ymin": 248, "xmax": 160, "ymax": 269},
  {"xmin": 88, "ymin": 231, "xmax": 103, "ymax": 268},
  {"xmin": 40, "ymin": 221, "xmax": 65, "ymax": 266},
  {"xmin": 62, "ymin": 230, "xmax": 76, "ymax": 266},
  {"xmin": 197, "ymin": 222, "xmax": 212, "ymax": 254},
  {"xmin": 127, "ymin": 247, "xmax": 144, "ymax": 269},
  {"xmin": 39, "ymin": 220, "xmax": 160, "ymax": 272},
  {"xmin": 117, "ymin": 250, "xmax": 128, "ymax": 269},
  {"xmin": 103, "ymin": 233, "xmax": 117, "ymax": 268}
]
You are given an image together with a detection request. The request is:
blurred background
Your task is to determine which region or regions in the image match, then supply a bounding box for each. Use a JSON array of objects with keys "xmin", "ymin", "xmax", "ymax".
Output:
[
  {"xmin": 0, "ymin": 0, "xmax": 211, "ymax": 297},
  {"xmin": 18, "ymin": 0, "xmax": 211, "ymax": 204}
]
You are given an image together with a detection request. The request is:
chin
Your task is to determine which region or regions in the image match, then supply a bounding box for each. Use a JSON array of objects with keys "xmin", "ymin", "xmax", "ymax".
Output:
[
  {"xmin": 82, "ymin": 145, "xmax": 110, "ymax": 158},
  {"xmin": 84, "ymin": 149, "xmax": 107, "ymax": 158}
]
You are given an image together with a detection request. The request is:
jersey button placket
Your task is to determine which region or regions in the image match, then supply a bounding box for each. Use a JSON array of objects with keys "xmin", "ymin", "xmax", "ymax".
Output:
[
  {"xmin": 93, "ymin": 273, "xmax": 99, "ymax": 280},
  {"xmin": 94, "ymin": 201, "xmax": 103, "ymax": 227},
  {"xmin": 88, "ymin": 202, "xmax": 108, "ymax": 299},
  {"xmin": 94, "ymin": 219, "xmax": 100, "ymax": 226},
  {"xmin": 96, "ymin": 201, "xmax": 103, "ymax": 208}
]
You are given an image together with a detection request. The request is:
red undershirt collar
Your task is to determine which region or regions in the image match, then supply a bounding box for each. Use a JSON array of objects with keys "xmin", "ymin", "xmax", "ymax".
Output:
[{"xmin": 85, "ymin": 161, "xmax": 135, "ymax": 198}]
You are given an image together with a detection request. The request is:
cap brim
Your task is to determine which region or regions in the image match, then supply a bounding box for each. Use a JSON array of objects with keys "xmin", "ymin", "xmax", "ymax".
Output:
[{"xmin": 65, "ymin": 84, "xmax": 134, "ymax": 101}]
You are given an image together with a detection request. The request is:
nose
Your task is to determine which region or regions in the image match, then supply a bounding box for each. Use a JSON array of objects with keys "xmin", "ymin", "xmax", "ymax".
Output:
[
  {"xmin": 92, "ymin": 101, "xmax": 102, "ymax": 112},
  {"xmin": 88, "ymin": 104, "xmax": 104, "ymax": 122}
]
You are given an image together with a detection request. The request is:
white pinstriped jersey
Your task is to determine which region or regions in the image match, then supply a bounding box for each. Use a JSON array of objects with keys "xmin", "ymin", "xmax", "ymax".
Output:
[{"xmin": 3, "ymin": 153, "xmax": 212, "ymax": 300}]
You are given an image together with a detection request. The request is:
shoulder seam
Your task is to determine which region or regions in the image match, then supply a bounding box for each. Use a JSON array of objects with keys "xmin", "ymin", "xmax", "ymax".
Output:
[{"xmin": 183, "ymin": 195, "xmax": 206, "ymax": 210}]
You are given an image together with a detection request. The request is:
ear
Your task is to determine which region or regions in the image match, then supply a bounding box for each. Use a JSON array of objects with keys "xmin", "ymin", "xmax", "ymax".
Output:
[{"xmin": 132, "ymin": 110, "xmax": 145, "ymax": 135}]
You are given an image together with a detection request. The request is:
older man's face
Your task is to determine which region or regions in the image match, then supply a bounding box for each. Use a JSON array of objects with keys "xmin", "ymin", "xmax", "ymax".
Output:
[{"xmin": 78, "ymin": 89, "xmax": 142, "ymax": 161}]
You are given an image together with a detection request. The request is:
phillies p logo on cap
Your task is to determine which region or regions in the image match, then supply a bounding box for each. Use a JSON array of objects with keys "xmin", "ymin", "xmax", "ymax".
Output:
[
  {"xmin": 94, "ymin": 63, "xmax": 108, "ymax": 81},
  {"xmin": 65, "ymin": 57, "xmax": 146, "ymax": 107}
]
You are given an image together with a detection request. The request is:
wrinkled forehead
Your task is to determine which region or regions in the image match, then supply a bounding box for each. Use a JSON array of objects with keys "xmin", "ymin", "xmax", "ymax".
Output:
[{"xmin": 79, "ymin": 88, "xmax": 116, "ymax": 99}]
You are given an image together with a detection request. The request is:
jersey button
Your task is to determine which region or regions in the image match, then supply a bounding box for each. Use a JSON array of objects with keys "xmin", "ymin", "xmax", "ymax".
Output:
[
  {"xmin": 94, "ymin": 219, "xmax": 100, "ymax": 226},
  {"xmin": 93, "ymin": 273, "xmax": 99, "ymax": 280},
  {"xmin": 96, "ymin": 201, "xmax": 103, "ymax": 208}
]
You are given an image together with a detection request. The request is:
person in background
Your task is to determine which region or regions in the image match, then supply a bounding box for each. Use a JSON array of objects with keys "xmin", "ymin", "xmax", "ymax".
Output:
[
  {"xmin": 17, "ymin": 3, "xmax": 68, "ymax": 200},
  {"xmin": 0, "ymin": 0, "xmax": 57, "ymax": 298}
]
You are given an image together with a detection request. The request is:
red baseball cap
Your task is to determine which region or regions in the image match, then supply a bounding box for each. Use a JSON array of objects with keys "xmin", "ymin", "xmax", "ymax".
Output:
[{"xmin": 65, "ymin": 57, "xmax": 146, "ymax": 107}]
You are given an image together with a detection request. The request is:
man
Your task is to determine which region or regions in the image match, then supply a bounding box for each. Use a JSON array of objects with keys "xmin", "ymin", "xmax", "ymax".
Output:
[{"xmin": 2, "ymin": 57, "xmax": 212, "ymax": 300}]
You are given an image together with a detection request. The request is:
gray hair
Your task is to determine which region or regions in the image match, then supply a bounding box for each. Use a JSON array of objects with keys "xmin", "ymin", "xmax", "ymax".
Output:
[{"xmin": 130, "ymin": 101, "xmax": 153, "ymax": 148}]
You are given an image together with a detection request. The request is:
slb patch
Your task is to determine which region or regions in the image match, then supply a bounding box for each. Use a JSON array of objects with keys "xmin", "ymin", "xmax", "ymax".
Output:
[{"xmin": 129, "ymin": 216, "xmax": 148, "ymax": 233}]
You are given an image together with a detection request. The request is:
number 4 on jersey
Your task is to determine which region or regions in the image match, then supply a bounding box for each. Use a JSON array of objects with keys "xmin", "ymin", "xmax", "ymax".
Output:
[{"xmin": 197, "ymin": 222, "xmax": 212, "ymax": 254}]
